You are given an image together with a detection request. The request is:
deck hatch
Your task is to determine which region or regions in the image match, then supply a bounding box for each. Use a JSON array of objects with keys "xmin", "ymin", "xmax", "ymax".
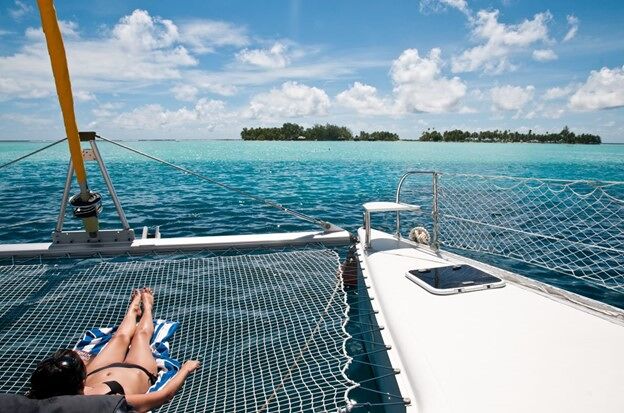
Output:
[{"xmin": 406, "ymin": 264, "xmax": 505, "ymax": 295}]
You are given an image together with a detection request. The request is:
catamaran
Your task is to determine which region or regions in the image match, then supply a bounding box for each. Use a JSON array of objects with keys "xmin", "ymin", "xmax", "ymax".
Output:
[{"xmin": 0, "ymin": 1, "xmax": 622, "ymax": 412}]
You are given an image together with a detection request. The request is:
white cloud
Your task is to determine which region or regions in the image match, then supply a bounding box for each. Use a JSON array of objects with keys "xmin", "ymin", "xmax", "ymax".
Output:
[
  {"xmin": 532, "ymin": 49, "xmax": 557, "ymax": 62},
  {"xmin": 490, "ymin": 85, "xmax": 534, "ymax": 110},
  {"xmin": 336, "ymin": 82, "xmax": 393, "ymax": 115},
  {"xmin": 0, "ymin": 8, "xmax": 374, "ymax": 103},
  {"xmin": 74, "ymin": 90, "xmax": 96, "ymax": 102},
  {"xmin": 458, "ymin": 105, "xmax": 477, "ymax": 113},
  {"xmin": 92, "ymin": 102, "xmax": 124, "ymax": 118},
  {"xmin": 0, "ymin": 76, "xmax": 50, "ymax": 100},
  {"xmin": 391, "ymin": 48, "xmax": 466, "ymax": 113},
  {"xmin": 112, "ymin": 9, "xmax": 179, "ymax": 51},
  {"xmin": 0, "ymin": 10, "xmax": 198, "ymax": 101},
  {"xmin": 0, "ymin": 3, "xmax": 392, "ymax": 109},
  {"xmin": 181, "ymin": 72, "xmax": 240, "ymax": 96},
  {"xmin": 9, "ymin": 0, "xmax": 32, "ymax": 20},
  {"xmin": 336, "ymin": 48, "xmax": 466, "ymax": 115},
  {"xmin": 179, "ymin": 20, "xmax": 249, "ymax": 54},
  {"xmin": 114, "ymin": 98, "xmax": 228, "ymax": 130},
  {"xmin": 452, "ymin": 10, "xmax": 552, "ymax": 73},
  {"xmin": 443, "ymin": 0, "xmax": 469, "ymax": 12},
  {"xmin": 419, "ymin": 0, "xmax": 469, "ymax": 15},
  {"xmin": 76, "ymin": 12, "xmax": 197, "ymax": 80},
  {"xmin": 569, "ymin": 66, "xmax": 624, "ymax": 110},
  {"xmin": 470, "ymin": 88, "xmax": 485, "ymax": 100},
  {"xmin": 525, "ymin": 103, "xmax": 565, "ymax": 119},
  {"xmin": 60, "ymin": 20, "xmax": 81, "ymax": 38},
  {"xmin": 246, "ymin": 81, "xmax": 330, "ymax": 119},
  {"xmin": 25, "ymin": 20, "xmax": 81, "ymax": 41},
  {"xmin": 236, "ymin": 42, "xmax": 291, "ymax": 69},
  {"xmin": 542, "ymin": 85, "xmax": 574, "ymax": 100},
  {"xmin": 563, "ymin": 15, "xmax": 579, "ymax": 42},
  {"xmin": 171, "ymin": 84, "xmax": 199, "ymax": 101},
  {"xmin": 542, "ymin": 107, "xmax": 566, "ymax": 119},
  {"xmin": 183, "ymin": 56, "xmax": 371, "ymax": 92},
  {"xmin": 0, "ymin": 113, "xmax": 50, "ymax": 126},
  {"xmin": 200, "ymin": 83, "xmax": 237, "ymax": 96}
]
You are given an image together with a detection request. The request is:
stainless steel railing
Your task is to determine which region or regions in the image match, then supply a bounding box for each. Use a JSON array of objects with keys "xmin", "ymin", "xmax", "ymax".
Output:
[
  {"xmin": 395, "ymin": 171, "xmax": 624, "ymax": 292},
  {"xmin": 395, "ymin": 170, "xmax": 440, "ymax": 250}
]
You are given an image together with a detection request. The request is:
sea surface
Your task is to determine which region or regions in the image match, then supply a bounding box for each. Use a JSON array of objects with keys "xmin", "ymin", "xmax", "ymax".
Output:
[{"xmin": 0, "ymin": 140, "xmax": 623, "ymax": 308}]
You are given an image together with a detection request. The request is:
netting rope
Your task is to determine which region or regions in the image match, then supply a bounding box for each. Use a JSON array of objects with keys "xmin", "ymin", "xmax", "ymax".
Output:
[
  {"xmin": 437, "ymin": 173, "xmax": 624, "ymax": 292},
  {"xmin": 0, "ymin": 248, "xmax": 357, "ymax": 412},
  {"xmin": 258, "ymin": 269, "xmax": 344, "ymax": 412}
]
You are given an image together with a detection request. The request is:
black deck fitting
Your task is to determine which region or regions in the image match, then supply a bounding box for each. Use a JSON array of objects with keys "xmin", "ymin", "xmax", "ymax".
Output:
[{"xmin": 78, "ymin": 131, "xmax": 97, "ymax": 141}]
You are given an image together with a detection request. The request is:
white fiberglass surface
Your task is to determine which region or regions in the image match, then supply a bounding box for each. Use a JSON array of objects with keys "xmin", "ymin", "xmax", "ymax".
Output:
[{"xmin": 357, "ymin": 228, "xmax": 624, "ymax": 413}]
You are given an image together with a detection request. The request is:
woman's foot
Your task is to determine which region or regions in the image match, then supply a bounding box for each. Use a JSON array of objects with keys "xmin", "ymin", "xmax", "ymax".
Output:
[
  {"xmin": 129, "ymin": 289, "xmax": 142, "ymax": 319},
  {"xmin": 141, "ymin": 287, "xmax": 154, "ymax": 310}
]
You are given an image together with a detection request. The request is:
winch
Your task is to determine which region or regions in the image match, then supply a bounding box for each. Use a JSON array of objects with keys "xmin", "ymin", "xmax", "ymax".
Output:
[{"xmin": 69, "ymin": 191, "xmax": 102, "ymax": 237}]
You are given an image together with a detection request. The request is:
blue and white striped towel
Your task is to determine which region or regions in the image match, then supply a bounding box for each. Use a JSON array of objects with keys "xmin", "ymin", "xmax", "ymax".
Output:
[{"xmin": 74, "ymin": 319, "xmax": 181, "ymax": 393}]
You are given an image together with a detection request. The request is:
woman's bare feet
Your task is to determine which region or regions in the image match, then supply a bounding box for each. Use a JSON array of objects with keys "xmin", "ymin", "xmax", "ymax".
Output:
[
  {"xmin": 129, "ymin": 288, "xmax": 142, "ymax": 319},
  {"xmin": 141, "ymin": 287, "xmax": 154, "ymax": 310}
]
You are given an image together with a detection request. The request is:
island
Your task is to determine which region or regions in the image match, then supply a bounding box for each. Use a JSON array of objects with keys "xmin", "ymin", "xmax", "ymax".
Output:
[
  {"xmin": 418, "ymin": 127, "xmax": 601, "ymax": 144},
  {"xmin": 241, "ymin": 123, "xmax": 399, "ymax": 141}
]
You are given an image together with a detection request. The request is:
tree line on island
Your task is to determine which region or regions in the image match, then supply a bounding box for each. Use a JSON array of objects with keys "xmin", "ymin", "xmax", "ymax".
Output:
[
  {"xmin": 241, "ymin": 123, "xmax": 399, "ymax": 141},
  {"xmin": 418, "ymin": 126, "xmax": 601, "ymax": 144},
  {"xmin": 240, "ymin": 123, "xmax": 601, "ymax": 144}
]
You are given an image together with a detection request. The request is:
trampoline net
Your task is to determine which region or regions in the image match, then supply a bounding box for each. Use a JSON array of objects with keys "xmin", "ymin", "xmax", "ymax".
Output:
[{"xmin": 0, "ymin": 248, "xmax": 355, "ymax": 412}]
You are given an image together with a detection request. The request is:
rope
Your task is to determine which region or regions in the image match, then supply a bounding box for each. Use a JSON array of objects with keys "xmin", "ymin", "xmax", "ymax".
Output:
[
  {"xmin": 258, "ymin": 269, "xmax": 343, "ymax": 412},
  {"xmin": 438, "ymin": 173, "xmax": 624, "ymax": 293},
  {"xmin": 95, "ymin": 135, "xmax": 334, "ymax": 231},
  {"xmin": 443, "ymin": 214, "xmax": 623, "ymax": 254},
  {"xmin": 0, "ymin": 138, "xmax": 67, "ymax": 170},
  {"xmin": 445, "ymin": 172, "xmax": 624, "ymax": 185}
]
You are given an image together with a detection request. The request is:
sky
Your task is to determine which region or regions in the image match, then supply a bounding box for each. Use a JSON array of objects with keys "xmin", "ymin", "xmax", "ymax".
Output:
[{"xmin": 0, "ymin": 0, "xmax": 623, "ymax": 142}]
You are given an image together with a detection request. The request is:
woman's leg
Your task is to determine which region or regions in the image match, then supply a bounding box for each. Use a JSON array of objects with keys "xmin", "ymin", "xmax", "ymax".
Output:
[
  {"xmin": 86, "ymin": 289, "xmax": 141, "ymax": 373},
  {"xmin": 124, "ymin": 288, "xmax": 158, "ymax": 376}
]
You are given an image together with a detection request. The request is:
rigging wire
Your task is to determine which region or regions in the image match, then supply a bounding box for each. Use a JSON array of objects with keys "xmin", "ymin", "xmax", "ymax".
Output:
[
  {"xmin": 0, "ymin": 138, "xmax": 67, "ymax": 170},
  {"xmin": 3, "ymin": 217, "xmax": 52, "ymax": 229},
  {"xmin": 96, "ymin": 135, "xmax": 337, "ymax": 231}
]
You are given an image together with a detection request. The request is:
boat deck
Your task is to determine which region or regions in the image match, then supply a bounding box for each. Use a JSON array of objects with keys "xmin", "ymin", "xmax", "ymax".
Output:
[{"xmin": 357, "ymin": 228, "xmax": 624, "ymax": 413}]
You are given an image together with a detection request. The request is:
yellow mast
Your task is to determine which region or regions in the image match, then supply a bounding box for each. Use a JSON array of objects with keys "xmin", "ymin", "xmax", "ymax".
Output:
[{"xmin": 37, "ymin": 0, "xmax": 100, "ymax": 235}]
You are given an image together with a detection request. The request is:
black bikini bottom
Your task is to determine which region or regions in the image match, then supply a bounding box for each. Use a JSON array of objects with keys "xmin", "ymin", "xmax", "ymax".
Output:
[
  {"xmin": 103, "ymin": 380, "xmax": 125, "ymax": 395},
  {"xmin": 87, "ymin": 362, "xmax": 158, "ymax": 385}
]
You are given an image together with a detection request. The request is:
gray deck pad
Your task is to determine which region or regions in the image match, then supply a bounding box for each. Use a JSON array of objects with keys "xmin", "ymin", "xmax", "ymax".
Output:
[{"xmin": 0, "ymin": 249, "xmax": 354, "ymax": 412}]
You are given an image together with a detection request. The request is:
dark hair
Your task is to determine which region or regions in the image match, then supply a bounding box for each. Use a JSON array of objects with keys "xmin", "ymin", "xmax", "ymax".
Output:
[{"xmin": 28, "ymin": 349, "xmax": 86, "ymax": 399}]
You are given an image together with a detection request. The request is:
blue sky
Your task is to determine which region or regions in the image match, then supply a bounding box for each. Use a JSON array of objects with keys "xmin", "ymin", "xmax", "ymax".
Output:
[{"xmin": 1, "ymin": 0, "xmax": 623, "ymax": 141}]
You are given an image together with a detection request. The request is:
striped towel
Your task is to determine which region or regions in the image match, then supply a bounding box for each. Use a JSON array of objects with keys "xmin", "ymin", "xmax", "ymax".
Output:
[{"xmin": 74, "ymin": 319, "xmax": 181, "ymax": 393}]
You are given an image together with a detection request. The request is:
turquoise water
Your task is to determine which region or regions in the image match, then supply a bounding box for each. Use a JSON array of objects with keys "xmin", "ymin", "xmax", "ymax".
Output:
[{"xmin": 1, "ymin": 141, "xmax": 623, "ymax": 307}]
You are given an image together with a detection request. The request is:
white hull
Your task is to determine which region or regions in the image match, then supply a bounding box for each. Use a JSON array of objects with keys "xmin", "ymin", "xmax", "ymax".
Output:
[
  {"xmin": 356, "ymin": 228, "xmax": 624, "ymax": 413},
  {"xmin": 0, "ymin": 230, "xmax": 351, "ymax": 258}
]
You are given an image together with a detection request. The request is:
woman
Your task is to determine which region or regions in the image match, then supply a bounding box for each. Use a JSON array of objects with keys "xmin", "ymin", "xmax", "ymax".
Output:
[{"xmin": 28, "ymin": 288, "xmax": 200, "ymax": 412}]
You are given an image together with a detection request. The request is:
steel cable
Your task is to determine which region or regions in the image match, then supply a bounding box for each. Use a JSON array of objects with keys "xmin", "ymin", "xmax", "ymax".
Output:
[
  {"xmin": 96, "ymin": 135, "xmax": 336, "ymax": 231},
  {"xmin": 0, "ymin": 138, "xmax": 67, "ymax": 170}
]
